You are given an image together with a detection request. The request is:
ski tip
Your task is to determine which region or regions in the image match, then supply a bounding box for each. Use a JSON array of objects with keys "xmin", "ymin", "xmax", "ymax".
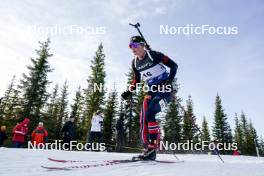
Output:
[
  {"xmin": 41, "ymin": 165, "xmax": 71, "ymax": 170},
  {"xmin": 48, "ymin": 157, "xmax": 67, "ymax": 163},
  {"xmin": 156, "ymin": 160, "xmax": 184, "ymax": 163}
]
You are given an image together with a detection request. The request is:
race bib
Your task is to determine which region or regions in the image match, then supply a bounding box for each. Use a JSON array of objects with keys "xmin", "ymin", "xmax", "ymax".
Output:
[{"xmin": 140, "ymin": 64, "xmax": 167, "ymax": 81}]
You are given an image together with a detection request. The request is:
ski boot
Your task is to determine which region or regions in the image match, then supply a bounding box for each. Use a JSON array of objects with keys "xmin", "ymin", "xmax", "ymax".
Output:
[{"xmin": 132, "ymin": 140, "xmax": 158, "ymax": 161}]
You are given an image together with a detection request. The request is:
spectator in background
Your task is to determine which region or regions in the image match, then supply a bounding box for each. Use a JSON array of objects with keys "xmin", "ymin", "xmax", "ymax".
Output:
[
  {"xmin": 233, "ymin": 149, "xmax": 240, "ymax": 156},
  {"xmin": 31, "ymin": 122, "xmax": 48, "ymax": 146},
  {"xmin": 88, "ymin": 111, "xmax": 103, "ymax": 144},
  {"xmin": 12, "ymin": 118, "xmax": 30, "ymax": 148},
  {"xmin": 0, "ymin": 125, "xmax": 8, "ymax": 147},
  {"xmin": 60, "ymin": 116, "xmax": 76, "ymax": 150}
]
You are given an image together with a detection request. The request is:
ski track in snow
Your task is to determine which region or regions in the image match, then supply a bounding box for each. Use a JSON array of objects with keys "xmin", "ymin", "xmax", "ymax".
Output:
[{"xmin": 0, "ymin": 147, "xmax": 263, "ymax": 176}]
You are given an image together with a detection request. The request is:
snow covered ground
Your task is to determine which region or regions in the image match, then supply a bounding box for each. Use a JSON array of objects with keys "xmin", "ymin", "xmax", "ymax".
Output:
[{"xmin": 0, "ymin": 147, "xmax": 263, "ymax": 176}]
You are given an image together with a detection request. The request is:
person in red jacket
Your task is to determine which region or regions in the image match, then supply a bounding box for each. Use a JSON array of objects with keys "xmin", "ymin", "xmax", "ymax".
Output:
[
  {"xmin": 31, "ymin": 122, "xmax": 48, "ymax": 146},
  {"xmin": 233, "ymin": 149, "xmax": 240, "ymax": 156},
  {"xmin": 12, "ymin": 118, "xmax": 30, "ymax": 148}
]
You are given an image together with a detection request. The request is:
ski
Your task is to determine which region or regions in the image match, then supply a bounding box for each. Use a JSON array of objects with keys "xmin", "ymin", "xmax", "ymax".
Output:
[
  {"xmin": 48, "ymin": 157, "xmax": 137, "ymax": 164},
  {"xmin": 48, "ymin": 157, "xmax": 181, "ymax": 164},
  {"xmin": 43, "ymin": 158, "xmax": 183, "ymax": 170},
  {"xmin": 48, "ymin": 157, "xmax": 99, "ymax": 163},
  {"xmin": 42, "ymin": 159, "xmax": 138, "ymax": 170}
]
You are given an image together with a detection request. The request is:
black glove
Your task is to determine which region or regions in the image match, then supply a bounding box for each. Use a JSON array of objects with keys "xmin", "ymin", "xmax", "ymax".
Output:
[{"xmin": 121, "ymin": 90, "xmax": 132, "ymax": 100}]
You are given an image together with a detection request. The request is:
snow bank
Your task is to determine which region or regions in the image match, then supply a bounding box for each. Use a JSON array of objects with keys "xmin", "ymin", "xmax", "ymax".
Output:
[{"xmin": 0, "ymin": 147, "xmax": 263, "ymax": 176}]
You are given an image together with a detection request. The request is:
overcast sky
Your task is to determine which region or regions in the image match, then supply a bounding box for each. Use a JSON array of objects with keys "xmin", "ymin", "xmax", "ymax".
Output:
[{"xmin": 0, "ymin": 0, "xmax": 263, "ymax": 136}]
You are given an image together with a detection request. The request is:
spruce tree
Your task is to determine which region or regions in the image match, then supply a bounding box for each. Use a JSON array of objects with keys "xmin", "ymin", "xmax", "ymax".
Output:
[
  {"xmin": 0, "ymin": 76, "xmax": 21, "ymax": 121},
  {"xmin": 123, "ymin": 69, "xmax": 133, "ymax": 145},
  {"xmin": 44, "ymin": 84, "xmax": 60, "ymax": 139},
  {"xmin": 240, "ymin": 112, "xmax": 249, "ymax": 154},
  {"xmin": 83, "ymin": 43, "xmax": 106, "ymax": 137},
  {"xmin": 103, "ymin": 88, "xmax": 118, "ymax": 145},
  {"xmin": 212, "ymin": 94, "xmax": 232, "ymax": 154},
  {"xmin": 70, "ymin": 86, "xmax": 84, "ymax": 140},
  {"xmin": 123, "ymin": 68, "xmax": 142, "ymax": 146},
  {"xmin": 163, "ymin": 98, "xmax": 182, "ymax": 143},
  {"xmin": 19, "ymin": 39, "xmax": 53, "ymax": 128},
  {"xmin": 201, "ymin": 116, "xmax": 211, "ymax": 142},
  {"xmin": 56, "ymin": 81, "xmax": 69, "ymax": 137},
  {"xmin": 163, "ymin": 81, "xmax": 182, "ymax": 143},
  {"xmin": 234, "ymin": 113, "xmax": 243, "ymax": 153},
  {"xmin": 0, "ymin": 76, "xmax": 21, "ymax": 132},
  {"xmin": 247, "ymin": 121, "xmax": 258, "ymax": 155},
  {"xmin": 46, "ymin": 84, "xmax": 59, "ymax": 116},
  {"xmin": 0, "ymin": 76, "xmax": 16, "ymax": 118},
  {"xmin": 182, "ymin": 95, "xmax": 198, "ymax": 142},
  {"xmin": 131, "ymin": 85, "xmax": 144, "ymax": 146},
  {"xmin": 117, "ymin": 97, "xmax": 126, "ymax": 141}
]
